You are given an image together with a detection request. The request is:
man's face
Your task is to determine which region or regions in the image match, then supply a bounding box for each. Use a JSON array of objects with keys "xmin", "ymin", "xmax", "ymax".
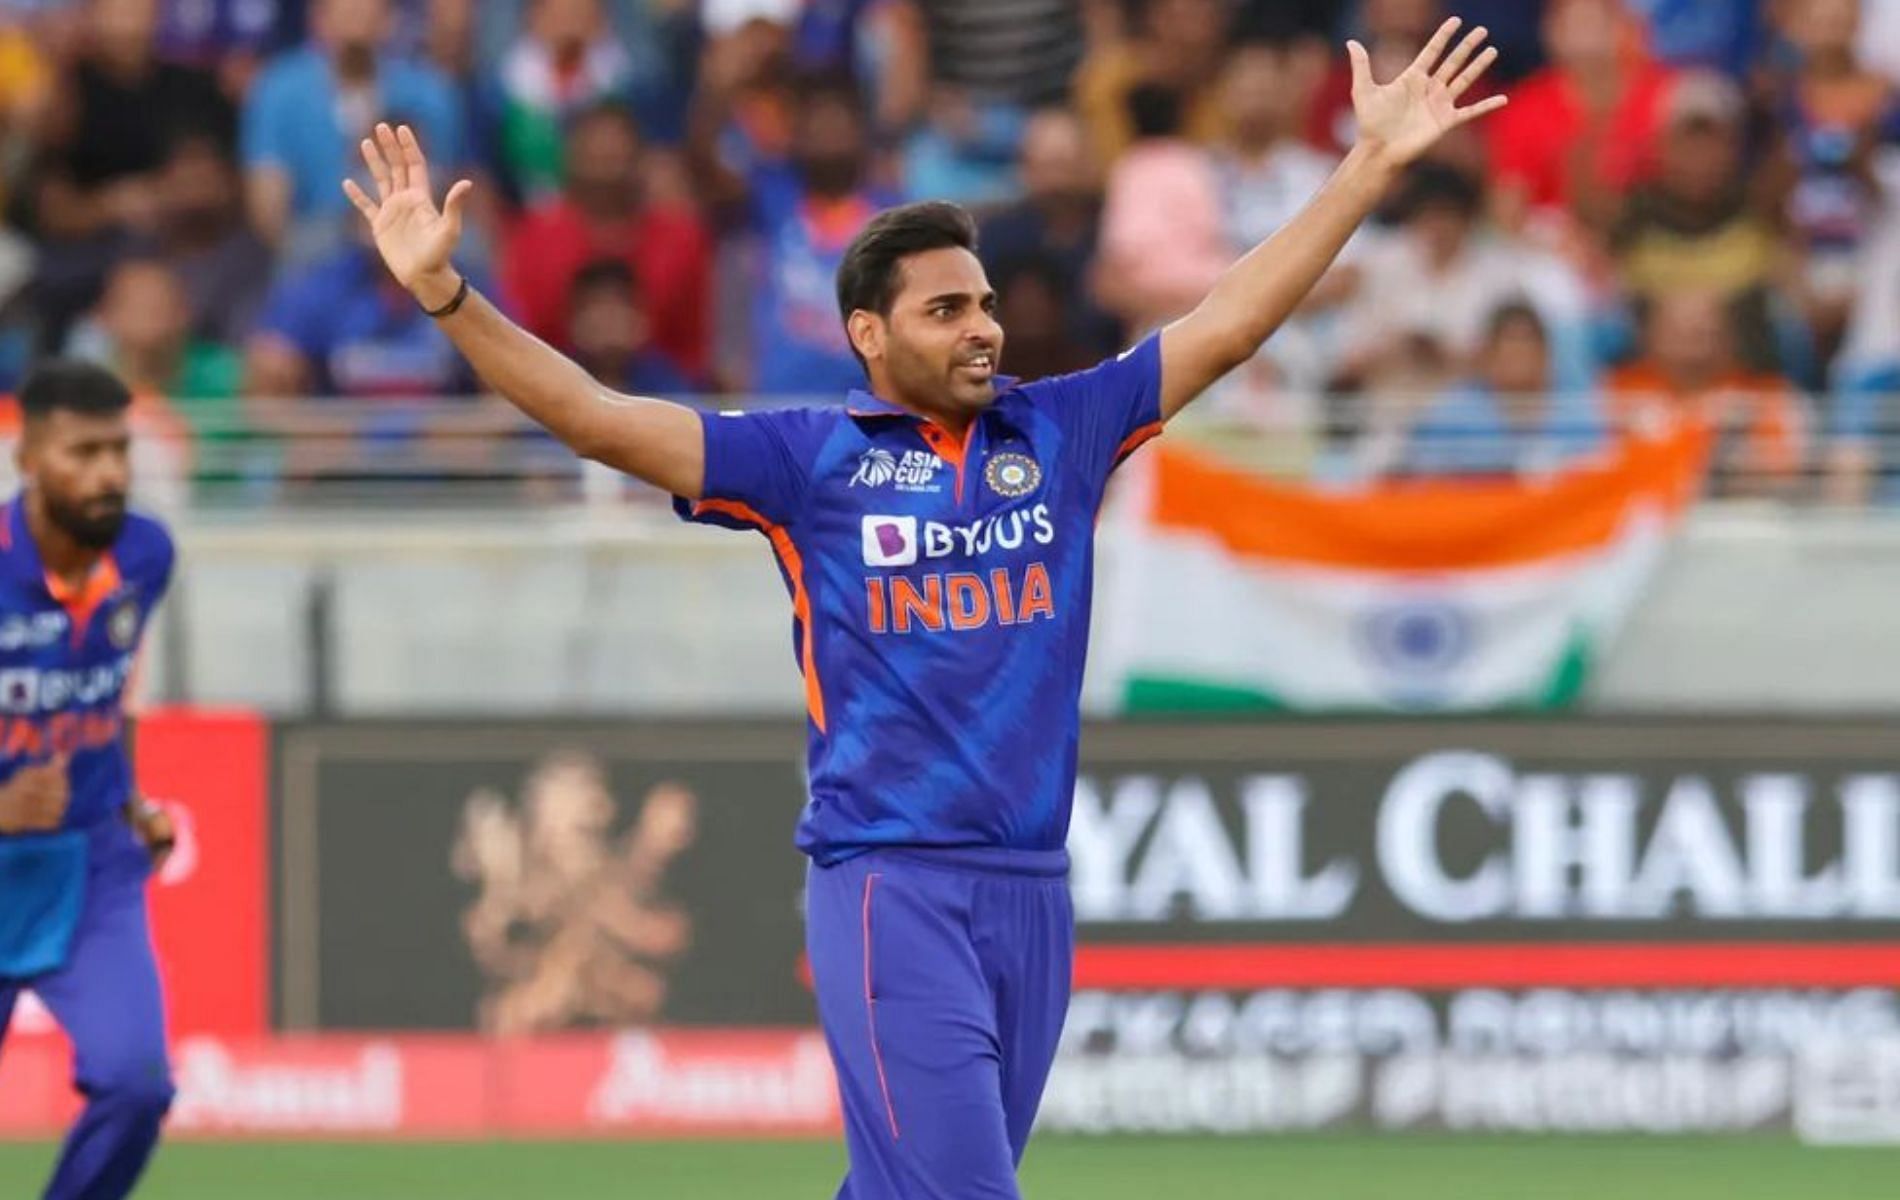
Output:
[
  {"xmin": 858, "ymin": 247, "xmax": 1004, "ymax": 417},
  {"xmin": 1546, "ymin": 0, "xmax": 1622, "ymax": 71},
  {"xmin": 530, "ymin": 0, "xmax": 601, "ymax": 55},
  {"xmin": 1659, "ymin": 120, "xmax": 1741, "ymax": 208},
  {"xmin": 159, "ymin": 140, "xmax": 236, "ymax": 239},
  {"xmin": 103, "ymin": 262, "xmax": 189, "ymax": 358},
  {"xmin": 21, "ymin": 409, "xmax": 132, "ymax": 551},
  {"xmin": 794, "ymin": 95, "xmax": 868, "ymax": 198},
  {"xmin": 570, "ymin": 285, "xmax": 645, "ymax": 364},
  {"xmin": 1785, "ymin": 0, "xmax": 1860, "ymax": 59},
  {"xmin": 565, "ymin": 116, "xmax": 642, "ymax": 211},
  {"xmin": 1222, "ymin": 45, "xmax": 1298, "ymax": 146},
  {"xmin": 88, "ymin": 0, "xmax": 157, "ymax": 58},
  {"xmin": 1019, "ymin": 111, "xmax": 1094, "ymax": 207},
  {"xmin": 316, "ymin": 0, "xmax": 391, "ymax": 59},
  {"xmin": 1484, "ymin": 316, "xmax": 1551, "ymax": 395},
  {"xmin": 1650, "ymin": 292, "xmax": 1733, "ymax": 384}
]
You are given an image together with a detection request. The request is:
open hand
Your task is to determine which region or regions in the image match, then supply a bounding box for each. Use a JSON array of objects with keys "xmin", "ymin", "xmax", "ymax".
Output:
[
  {"xmin": 342, "ymin": 123, "xmax": 471, "ymax": 301},
  {"xmin": 1350, "ymin": 17, "xmax": 1508, "ymax": 167}
]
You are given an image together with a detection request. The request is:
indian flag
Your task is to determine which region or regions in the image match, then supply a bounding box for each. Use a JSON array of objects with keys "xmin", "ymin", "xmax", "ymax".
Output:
[{"xmin": 1099, "ymin": 426, "xmax": 1712, "ymax": 713}]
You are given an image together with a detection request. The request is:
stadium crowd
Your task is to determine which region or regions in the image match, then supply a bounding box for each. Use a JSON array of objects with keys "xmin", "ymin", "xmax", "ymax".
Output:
[{"xmin": 0, "ymin": 0, "xmax": 1898, "ymax": 501}]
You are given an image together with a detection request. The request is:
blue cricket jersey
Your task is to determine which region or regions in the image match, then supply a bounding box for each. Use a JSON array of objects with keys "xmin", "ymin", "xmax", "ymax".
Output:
[
  {"xmin": 0, "ymin": 499, "xmax": 174, "ymax": 833},
  {"xmin": 677, "ymin": 335, "xmax": 1163, "ymax": 865}
]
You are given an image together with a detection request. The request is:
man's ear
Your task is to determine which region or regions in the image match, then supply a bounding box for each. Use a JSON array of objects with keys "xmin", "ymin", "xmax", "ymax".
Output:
[{"xmin": 848, "ymin": 309, "xmax": 884, "ymax": 364}]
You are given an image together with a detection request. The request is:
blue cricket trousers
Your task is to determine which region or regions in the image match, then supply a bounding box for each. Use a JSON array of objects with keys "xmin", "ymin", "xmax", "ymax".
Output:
[
  {"xmin": 0, "ymin": 818, "xmax": 171, "ymax": 1200},
  {"xmin": 806, "ymin": 846, "xmax": 1073, "ymax": 1199}
]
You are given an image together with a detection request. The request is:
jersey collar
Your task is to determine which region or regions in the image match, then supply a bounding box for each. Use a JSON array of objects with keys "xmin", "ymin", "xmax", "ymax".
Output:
[{"xmin": 844, "ymin": 378, "xmax": 1022, "ymax": 421}]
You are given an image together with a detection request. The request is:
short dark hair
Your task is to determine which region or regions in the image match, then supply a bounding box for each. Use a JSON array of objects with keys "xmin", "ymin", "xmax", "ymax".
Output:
[
  {"xmin": 567, "ymin": 100, "xmax": 642, "ymax": 146},
  {"xmin": 1484, "ymin": 299, "xmax": 1548, "ymax": 346},
  {"xmin": 19, "ymin": 359, "xmax": 132, "ymax": 422},
  {"xmin": 1393, "ymin": 161, "xmax": 1484, "ymax": 223},
  {"xmin": 571, "ymin": 257, "xmax": 640, "ymax": 301},
  {"xmin": 836, "ymin": 201, "xmax": 978, "ymax": 323}
]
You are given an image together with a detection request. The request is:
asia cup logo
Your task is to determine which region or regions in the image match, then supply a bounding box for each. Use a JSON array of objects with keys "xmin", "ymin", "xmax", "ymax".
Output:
[
  {"xmin": 851, "ymin": 448, "xmax": 899, "ymax": 488},
  {"xmin": 985, "ymin": 453, "xmax": 1041, "ymax": 498}
]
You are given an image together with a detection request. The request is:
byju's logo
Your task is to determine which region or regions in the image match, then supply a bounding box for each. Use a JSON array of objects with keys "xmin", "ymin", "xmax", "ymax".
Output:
[
  {"xmin": 851, "ymin": 449, "xmax": 899, "ymax": 488},
  {"xmin": 861, "ymin": 516, "xmax": 919, "ymax": 567}
]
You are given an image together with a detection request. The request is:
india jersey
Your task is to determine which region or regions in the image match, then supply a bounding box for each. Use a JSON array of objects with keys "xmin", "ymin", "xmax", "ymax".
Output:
[
  {"xmin": 0, "ymin": 499, "xmax": 174, "ymax": 832},
  {"xmin": 677, "ymin": 335, "xmax": 1163, "ymax": 865}
]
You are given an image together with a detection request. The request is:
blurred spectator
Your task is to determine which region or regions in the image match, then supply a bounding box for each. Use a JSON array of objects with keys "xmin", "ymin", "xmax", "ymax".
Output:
[
  {"xmin": 566, "ymin": 258, "xmax": 694, "ymax": 395},
  {"xmin": 1337, "ymin": 162, "xmax": 1595, "ymax": 395},
  {"xmin": 789, "ymin": 0, "xmax": 924, "ymax": 137},
  {"xmin": 1075, "ymin": 0, "xmax": 1233, "ymax": 162},
  {"xmin": 1403, "ymin": 300, "xmax": 1606, "ymax": 477},
  {"xmin": 911, "ymin": 0, "xmax": 1081, "ymax": 109},
  {"xmin": 501, "ymin": 103, "xmax": 710, "ymax": 381},
  {"xmin": 0, "ymin": 13, "xmax": 53, "ymax": 211},
  {"xmin": 901, "ymin": 88, "xmax": 1024, "ymax": 207},
  {"xmin": 692, "ymin": 68, "xmax": 895, "ymax": 394},
  {"xmin": 470, "ymin": 0, "xmax": 692, "ymax": 142},
  {"xmin": 245, "ymin": 226, "xmax": 482, "ymax": 399},
  {"xmin": 153, "ymin": 0, "xmax": 301, "ymax": 92},
  {"xmin": 1607, "ymin": 290, "xmax": 1808, "ymax": 498},
  {"xmin": 243, "ymin": 0, "xmax": 464, "ymax": 267},
  {"xmin": 1306, "ymin": 0, "xmax": 1440, "ymax": 154},
  {"xmin": 976, "ymin": 106, "xmax": 1118, "ymax": 357},
  {"xmin": 1611, "ymin": 71, "xmax": 1789, "ymax": 377},
  {"xmin": 1488, "ymin": 0, "xmax": 1675, "ymax": 234},
  {"xmin": 140, "ymin": 131, "xmax": 274, "ymax": 346},
  {"xmin": 1825, "ymin": 205, "xmax": 1900, "ymax": 504},
  {"xmin": 1213, "ymin": 37, "xmax": 1359, "ymax": 397},
  {"xmin": 69, "ymin": 254, "xmax": 240, "ymax": 407},
  {"xmin": 495, "ymin": 0, "xmax": 637, "ymax": 204},
  {"xmin": 26, "ymin": 0, "xmax": 235, "ymax": 348},
  {"xmin": 1094, "ymin": 85, "xmax": 1226, "ymax": 336},
  {"xmin": 991, "ymin": 257, "xmax": 1093, "ymax": 381},
  {"xmin": 1758, "ymin": 0, "xmax": 1900, "ymax": 368},
  {"xmin": 1624, "ymin": 0, "xmax": 1765, "ymax": 76}
]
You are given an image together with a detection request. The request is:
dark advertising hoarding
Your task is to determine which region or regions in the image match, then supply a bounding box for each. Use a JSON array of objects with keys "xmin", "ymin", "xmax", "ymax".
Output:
[{"xmin": 275, "ymin": 718, "xmax": 1900, "ymax": 1139}]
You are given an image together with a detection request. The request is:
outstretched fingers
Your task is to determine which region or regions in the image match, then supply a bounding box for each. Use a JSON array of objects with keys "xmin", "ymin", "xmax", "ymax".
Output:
[
  {"xmin": 1449, "ymin": 44, "xmax": 1500, "ymax": 99},
  {"xmin": 1454, "ymin": 94, "xmax": 1510, "ymax": 126},
  {"xmin": 341, "ymin": 177, "xmax": 378, "ymax": 221},
  {"xmin": 374, "ymin": 122, "xmax": 410, "ymax": 193},
  {"xmin": 360, "ymin": 136, "xmax": 393, "ymax": 201},
  {"xmin": 396, "ymin": 124, "xmax": 432, "ymax": 196},
  {"xmin": 1433, "ymin": 24, "xmax": 1489, "ymax": 86},
  {"xmin": 1409, "ymin": 16, "xmax": 1461, "ymax": 79}
]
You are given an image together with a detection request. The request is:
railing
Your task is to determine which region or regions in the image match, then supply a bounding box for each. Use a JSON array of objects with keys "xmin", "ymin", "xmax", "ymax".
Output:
[{"xmin": 82, "ymin": 389, "xmax": 1897, "ymax": 513}]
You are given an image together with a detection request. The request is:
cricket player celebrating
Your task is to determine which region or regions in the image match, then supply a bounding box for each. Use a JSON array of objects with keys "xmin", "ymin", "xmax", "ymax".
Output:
[
  {"xmin": 0, "ymin": 361, "xmax": 178, "ymax": 1200},
  {"xmin": 346, "ymin": 19, "xmax": 1503, "ymax": 1196}
]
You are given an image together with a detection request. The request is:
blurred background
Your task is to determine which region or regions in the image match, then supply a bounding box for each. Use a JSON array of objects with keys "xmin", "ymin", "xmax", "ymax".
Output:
[{"xmin": 4, "ymin": 0, "xmax": 1900, "ymax": 1195}]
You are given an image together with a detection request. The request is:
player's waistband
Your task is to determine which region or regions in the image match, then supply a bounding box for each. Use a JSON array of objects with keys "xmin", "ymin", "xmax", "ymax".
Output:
[{"xmin": 870, "ymin": 844, "xmax": 1070, "ymax": 879}]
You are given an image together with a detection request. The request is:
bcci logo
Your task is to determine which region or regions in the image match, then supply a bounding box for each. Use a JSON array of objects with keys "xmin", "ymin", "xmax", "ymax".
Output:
[
  {"xmin": 851, "ymin": 449, "xmax": 899, "ymax": 488},
  {"xmin": 985, "ymin": 453, "xmax": 1041, "ymax": 498},
  {"xmin": 107, "ymin": 596, "xmax": 140, "ymax": 650}
]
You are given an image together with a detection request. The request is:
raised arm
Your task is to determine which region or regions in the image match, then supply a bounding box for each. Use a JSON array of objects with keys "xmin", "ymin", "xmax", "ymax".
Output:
[
  {"xmin": 343, "ymin": 123, "xmax": 706, "ymax": 498},
  {"xmin": 1158, "ymin": 18, "xmax": 1506, "ymax": 420}
]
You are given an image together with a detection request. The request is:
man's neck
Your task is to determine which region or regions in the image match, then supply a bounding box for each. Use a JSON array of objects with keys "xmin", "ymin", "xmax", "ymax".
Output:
[{"xmin": 24, "ymin": 492, "xmax": 102, "ymax": 588}]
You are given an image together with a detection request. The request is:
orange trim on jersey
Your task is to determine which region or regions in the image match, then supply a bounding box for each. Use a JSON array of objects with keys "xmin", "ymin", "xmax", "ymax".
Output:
[
  {"xmin": 44, "ymin": 553, "xmax": 121, "ymax": 646},
  {"xmin": 692, "ymin": 498, "xmax": 828, "ymax": 734},
  {"xmin": 1114, "ymin": 420, "xmax": 1164, "ymax": 465},
  {"xmin": 919, "ymin": 421, "xmax": 980, "ymax": 504}
]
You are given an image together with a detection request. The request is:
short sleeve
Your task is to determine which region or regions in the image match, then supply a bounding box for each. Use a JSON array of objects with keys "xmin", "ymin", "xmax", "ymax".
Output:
[
  {"xmin": 1014, "ymin": 333, "xmax": 1164, "ymax": 487},
  {"xmin": 673, "ymin": 407, "xmax": 835, "ymax": 530}
]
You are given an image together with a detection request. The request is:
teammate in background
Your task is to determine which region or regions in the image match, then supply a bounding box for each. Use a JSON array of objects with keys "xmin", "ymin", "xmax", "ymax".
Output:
[
  {"xmin": 345, "ymin": 18, "xmax": 1504, "ymax": 1198},
  {"xmin": 0, "ymin": 361, "xmax": 179, "ymax": 1200}
]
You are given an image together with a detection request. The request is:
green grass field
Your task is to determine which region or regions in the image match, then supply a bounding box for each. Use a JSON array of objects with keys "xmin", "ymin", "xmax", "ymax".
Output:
[{"xmin": 2, "ymin": 1136, "xmax": 1897, "ymax": 1199}]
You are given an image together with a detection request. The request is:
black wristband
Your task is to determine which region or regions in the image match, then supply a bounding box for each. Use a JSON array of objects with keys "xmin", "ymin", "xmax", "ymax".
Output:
[{"xmin": 421, "ymin": 274, "xmax": 470, "ymax": 319}]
